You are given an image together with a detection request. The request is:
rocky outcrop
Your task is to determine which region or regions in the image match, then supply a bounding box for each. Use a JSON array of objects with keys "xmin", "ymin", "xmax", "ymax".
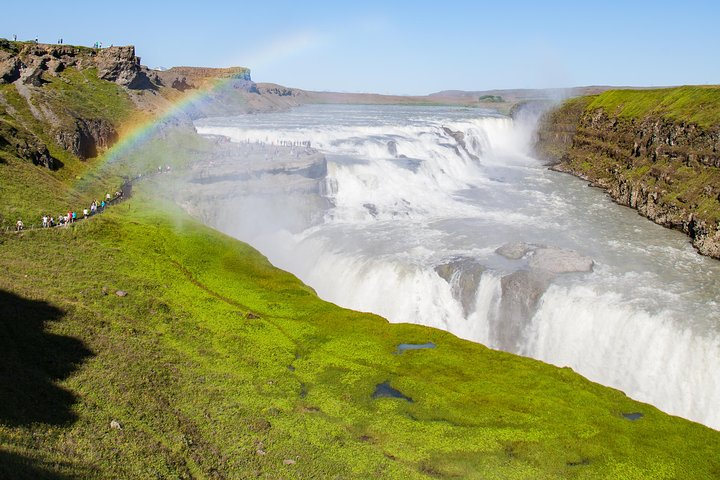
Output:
[
  {"xmin": 533, "ymin": 96, "xmax": 591, "ymax": 165},
  {"xmin": 154, "ymin": 66, "xmax": 252, "ymax": 91},
  {"xmin": 0, "ymin": 120, "xmax": 58, "ymax": 169},
  {"xmin": 95, "ymin": 46, "xmax": 153, "ymax": 89},
  {"xmin": 496, "ymin": 270, "xmax": 551, "ymax": 352},
  {"xmin": 535, "ymin": 97, "xmax": 720, "ymax": 259},
  {"xmin": 55, "ymin": 118, "xmax": 118, "ymax": 160},
  {"xmin": 528, "ymin": 247, "xmax": 594, "ymax": 273},
  {"xmin": 0, "ymin": 55, "xmax": 21, "ymax": 84},
  {"xmin": 491, "ymin": 242, "xmax": 594, "ymax": 352},
  {"xmin": 258, "ymin": 85, "xmax": 298, "ymax": 97},
  {"xmin": 442, "ymin": 126, "xmax": 479, "ymax": 161},
  {"xmin": 435, "ymin": 257, "xmax": 485, "ymax": 315},
  {"xmin": 0, "ymin": 43, "xmax": 152, "ymax": 89}
]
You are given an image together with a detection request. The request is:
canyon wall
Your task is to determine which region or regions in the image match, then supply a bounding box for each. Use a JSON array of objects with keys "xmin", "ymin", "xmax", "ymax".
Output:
[{"xmin": 535, "ymin": 88, "xmax": 720, "ymax": 258}]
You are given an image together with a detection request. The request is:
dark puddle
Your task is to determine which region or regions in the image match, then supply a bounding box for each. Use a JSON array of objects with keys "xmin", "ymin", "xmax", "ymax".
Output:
[
  {"xmin": 395, "ymin": 342, "xmax": 436, "ymax": 354},
  {"xmin": 372, "ymin": 381, "xmax": 413, "ymax": 402},
  {"xmin": 622, "ymin": 412, "xmax": 644, "ymax": 421}
]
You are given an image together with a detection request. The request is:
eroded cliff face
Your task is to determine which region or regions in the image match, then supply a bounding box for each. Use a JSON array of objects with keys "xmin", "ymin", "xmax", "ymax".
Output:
[
  {"xmin": 54, "ymin": 118, "xmax": 119, "ymax": 159},
  {"xmin": 535, "ymin": 98, "xmax": 720, "ymax": 259},
  {"xmin": 0, "ymin": 40, "xmax": 272, "ymax": 168},
  {"xmin": 0, "ymin": 42, "xmax": 151, "ymax": 89},
  {"xmin": 0, "ymin": 42, "xmax": 150, "ymax": 164}
]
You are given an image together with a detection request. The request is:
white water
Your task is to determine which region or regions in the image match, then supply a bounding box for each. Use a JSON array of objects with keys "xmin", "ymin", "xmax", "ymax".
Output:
[{"xmin": 194, "ymin": 104, "xmax": 720, "ymax": 429}]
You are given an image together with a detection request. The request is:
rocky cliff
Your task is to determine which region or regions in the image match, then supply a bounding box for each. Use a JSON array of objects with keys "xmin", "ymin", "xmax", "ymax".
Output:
[
  {"xmin": 0, "ymin": 41, "xmax": 151, "ymax": 89},
  {"xmin": 0, "ymin": 41, "xmax": 153, "ymax": 166},
  {"xmin": 535, "ymin": 87, "xmax": 720, "ymax": 259},
  {"xmin": 0, "ymin": 39, "xmax": 269, "ymax": 169},
  {"xmin": 0, "ymin": 38, "xmax": 296, "ymax": 223}
]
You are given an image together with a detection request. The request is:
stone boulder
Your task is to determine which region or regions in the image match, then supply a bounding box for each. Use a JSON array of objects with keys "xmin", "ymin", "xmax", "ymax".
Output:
[
  {"xmin": 496, "ymin": 242, "xmax": 530, "ymax": 260},
  {"xmin": 95, "ymin": 46, "xmax": 152, "ymax": 89},
  {"xmin": 528, "ymin": 247, "xmax": 594, "ymax": 274}
]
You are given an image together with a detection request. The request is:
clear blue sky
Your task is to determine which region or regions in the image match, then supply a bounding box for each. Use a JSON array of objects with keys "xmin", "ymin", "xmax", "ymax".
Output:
[{"xmin": 4, "ymin": 0, "xmax": 719, "ymax": 95}]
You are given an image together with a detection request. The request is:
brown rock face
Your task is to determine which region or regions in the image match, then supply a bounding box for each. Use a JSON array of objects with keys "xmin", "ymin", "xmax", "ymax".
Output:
[
  {"xmin": 0, "ymin": 55, "xmax": 22, "ymax": 84},
  {"xmin": 95, "ymin": 46, "xmax": 152, "ymax": 89},
  {"xmin": 55, "ymin": 118, "xmax": 118, "ymax": 160},
  {"xmin": 0, "ymin": 121, "xmax": 58, "ymax": 169},
  {"xmin": 154, "ymin": 66, "xmax": 252, "ymax": 91},
  {"xmin": 535, "ymin": 102, "xmax": 720, "ymax": 259},
  {"xmin": 2, "ymin": 43, "xmax": 154, "ymax": 90}
]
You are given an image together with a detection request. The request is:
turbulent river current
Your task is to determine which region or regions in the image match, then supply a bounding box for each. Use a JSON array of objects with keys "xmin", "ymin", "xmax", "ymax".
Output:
[{"xmin": 193, "ymin": 104, "xmax": 720, "ymax": 429}]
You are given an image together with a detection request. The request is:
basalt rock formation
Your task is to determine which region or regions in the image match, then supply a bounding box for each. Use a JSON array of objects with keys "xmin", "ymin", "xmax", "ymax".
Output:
[
  {"xmin": 95, "ymin": 46, "xmax": 153, "ymax": 89},
  {"xmin": 55, "ymin": 118, "xmax": 118, "ymax": 159},
  {"xmin": 535, "ymin": 89, "xmax": 720, "ymax": 259}
]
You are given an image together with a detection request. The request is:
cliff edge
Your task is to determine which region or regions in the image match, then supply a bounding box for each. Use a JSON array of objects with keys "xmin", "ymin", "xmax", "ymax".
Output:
[
  {"xmin": 535, "ymin": 86, "xmax": 720, "ymax": 259},
  {"xmin": 0, "ymin": 39, "xmax": 309, "ymax": 223}
]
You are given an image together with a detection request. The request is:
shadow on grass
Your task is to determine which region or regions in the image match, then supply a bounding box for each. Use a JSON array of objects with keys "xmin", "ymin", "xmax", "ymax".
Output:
[
  {"xmin": 0, "ymin": 450, "xmax": 77, "ymax": 480},
  {"xmin": 0, "ymin": 289, "xmax": 92, "ymax": 425}
]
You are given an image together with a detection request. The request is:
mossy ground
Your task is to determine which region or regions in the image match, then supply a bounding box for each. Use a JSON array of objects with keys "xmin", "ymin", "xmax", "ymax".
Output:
[
  {"xmin": 1, "ymin": 182, "xmax": 719, "ymax": 479},
  {"xmin": 587, "ymin": 86, "xmax": 720, "ymax": 128}
]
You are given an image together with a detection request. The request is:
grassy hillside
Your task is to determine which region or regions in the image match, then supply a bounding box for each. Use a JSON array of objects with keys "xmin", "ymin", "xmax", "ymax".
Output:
[
  {"xmin": 0, "ymin": 64, "xmax": 140, "ymax": 226},
  {"xmin": 2, "ymin": 185, "xmax": 719, "ymax": 479}
]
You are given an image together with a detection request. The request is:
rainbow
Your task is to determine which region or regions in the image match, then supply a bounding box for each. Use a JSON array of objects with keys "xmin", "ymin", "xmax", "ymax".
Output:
[
  {"xmin": 78, "ymin": 30, "xmax": 323, "ymax": 188},
  {"xmin": 78, "ymin": 74, "xmax": 237, "ymax": 184}
]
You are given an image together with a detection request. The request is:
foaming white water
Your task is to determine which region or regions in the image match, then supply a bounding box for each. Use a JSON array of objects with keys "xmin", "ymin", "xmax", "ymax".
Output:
[
  {"xmin": 527, "ymin": 286, "xmax": 720, "ymax": 427},
  {"xmin": 192, "ymin": 104, "xmax": 720, "ymax": 429}
]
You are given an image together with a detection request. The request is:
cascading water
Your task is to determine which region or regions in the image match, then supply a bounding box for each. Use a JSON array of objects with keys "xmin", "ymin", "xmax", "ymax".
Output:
[{"xmin": 191, "ymin": 104, "xmax": 720, "ymax": 429}]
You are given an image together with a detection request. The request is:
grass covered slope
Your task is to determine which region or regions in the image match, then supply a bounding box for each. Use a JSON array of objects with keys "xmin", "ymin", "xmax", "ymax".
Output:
[
  {"xmin": 586, "ymin": 86, "xmax": 720, "ymax": 128},
  {"xmin": 0, "ymin": 65, "xmax": 138, "ymax": 225},
  {"xmin": 1, "ymin": 184, "xmax": 720, "ymax": 479},
  {"xmin": 535, "ymin": 86, "xmax": 720, "ymax": 258}
]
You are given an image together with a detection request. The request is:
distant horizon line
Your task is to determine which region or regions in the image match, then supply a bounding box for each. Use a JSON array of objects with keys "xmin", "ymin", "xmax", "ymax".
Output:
[{"xmin": 3, "ymin": 36, "xmax": 715, "ymax": 97}]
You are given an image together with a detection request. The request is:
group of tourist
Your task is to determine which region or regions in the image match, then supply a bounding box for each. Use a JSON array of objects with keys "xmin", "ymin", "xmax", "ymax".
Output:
[
  {"xmin": 11, "ymin": 35, "xmax": 101, "ymax": 47},
  {"xmin": 11, "ymin": 163, "xmax": 177, "ymax": 232},
  {"xmin": 15, "ymin": 191, "xmax": 122, "ymax": 231}
]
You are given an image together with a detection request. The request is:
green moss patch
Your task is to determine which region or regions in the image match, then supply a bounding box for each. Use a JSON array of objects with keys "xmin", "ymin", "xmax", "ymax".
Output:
[{"xmin": 587, "ymin": 86, "xmax": 720, "ymax": 128}]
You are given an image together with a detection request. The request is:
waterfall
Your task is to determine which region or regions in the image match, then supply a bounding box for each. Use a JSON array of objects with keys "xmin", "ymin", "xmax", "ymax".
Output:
[{"xmin": 191, "ymin": 104, "xmax": 720, "ymax": 429}]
